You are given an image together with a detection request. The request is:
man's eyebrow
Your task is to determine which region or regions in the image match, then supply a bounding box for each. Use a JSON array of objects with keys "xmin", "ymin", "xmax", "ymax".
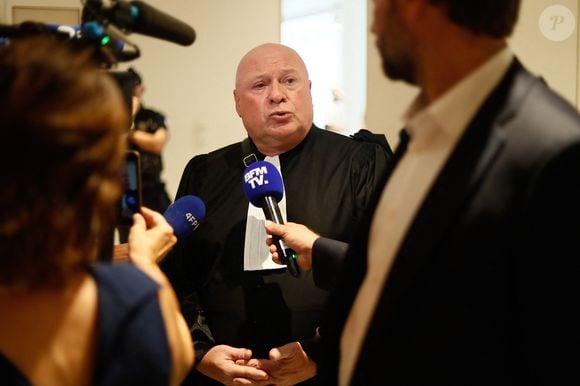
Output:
[{"xmin": 279, "ymin": 68, "xmax": 300, "ymax": 75}]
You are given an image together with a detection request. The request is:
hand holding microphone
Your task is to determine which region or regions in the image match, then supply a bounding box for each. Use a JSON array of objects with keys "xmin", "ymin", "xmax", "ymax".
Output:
[
  {"xmin": 264, "ymin": 220, "xmax": 319, "ymax": 272},
  {"xmin": 163, "ymin": 195, "xmax": 206, "ymax": 239},
  {"xmin": 128, "ymin": 206, "xmax": 176, "ymax": 265},
  {"xmin": 242, "ymin": 161, "xmax": 301, "ymax": 278},
  {"xmin": 114, "ymin": 195, "xmax": 206, "ymax": 262}
]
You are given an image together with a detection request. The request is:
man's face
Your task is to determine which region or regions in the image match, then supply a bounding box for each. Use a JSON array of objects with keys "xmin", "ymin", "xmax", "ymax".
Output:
[
  {"xmin": 234, "ymin": 45, "xmax": 313, "ymax": 152},
  {"xmin": 371, "ymin": 0, "xmax": 417, "ymax": 84}
]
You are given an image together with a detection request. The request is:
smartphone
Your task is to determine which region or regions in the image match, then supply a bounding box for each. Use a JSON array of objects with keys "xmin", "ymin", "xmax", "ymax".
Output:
[{"xmin": 118, "ymin": 150, "xmax": 142, "ymax": 225}]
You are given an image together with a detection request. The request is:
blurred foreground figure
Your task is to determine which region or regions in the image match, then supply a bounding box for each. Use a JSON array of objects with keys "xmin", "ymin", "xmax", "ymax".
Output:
[
  {"xmin": 317, "ymin": 0, "xmax": 580, "ymax": 385},
  {"xmin": 0, "ymin": 35, "xmax": 193, "ymax": 386},
  {"xmin": 260, "ymin": 1, "xmax": 580, "ymax": 385}
]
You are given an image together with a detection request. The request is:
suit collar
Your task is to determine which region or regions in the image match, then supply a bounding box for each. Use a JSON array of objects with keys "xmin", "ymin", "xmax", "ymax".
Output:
[
  {"xmin": 382, "ymin": 59, "xmax": 536, "ymax": 302},
  {"xmin": 405, "ymin": 48, "xmax": 513, "ymax": 143}
]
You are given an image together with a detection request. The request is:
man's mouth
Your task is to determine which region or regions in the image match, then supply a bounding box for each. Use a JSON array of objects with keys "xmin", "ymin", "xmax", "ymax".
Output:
[{"xmin": 271, "ymin": 111, "xmax": 290, "ymax": 118}]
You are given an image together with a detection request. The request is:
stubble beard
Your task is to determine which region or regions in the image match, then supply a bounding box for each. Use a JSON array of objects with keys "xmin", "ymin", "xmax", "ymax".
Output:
[{"xmin": 378, "ymin": 38, "xmax": 416, "ymax": 85}]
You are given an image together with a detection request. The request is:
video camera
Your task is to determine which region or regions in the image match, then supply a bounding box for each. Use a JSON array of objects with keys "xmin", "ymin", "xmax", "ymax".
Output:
[
  {"xmin": 1, "ymin": 0, "xmax": 195, "ymax": 66},
  {"xmin": 1, "ymin": 0, "xmax": 196, "ymax": 122}
]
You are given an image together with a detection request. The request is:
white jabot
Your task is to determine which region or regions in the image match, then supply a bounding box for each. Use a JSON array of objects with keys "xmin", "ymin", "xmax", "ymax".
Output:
[
  {"xmin": 339, "ymin": 48, "xmax": 513, "ymax": 385},
  {"xmin": 244, "ymin": 155, "xmax": 287, "ymax": 271}
]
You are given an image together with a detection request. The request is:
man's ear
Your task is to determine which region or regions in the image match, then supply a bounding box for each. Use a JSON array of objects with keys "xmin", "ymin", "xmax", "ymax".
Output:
[{"xmin": 233, "ymin": 89, "xmax": 241, "ymax": 117}]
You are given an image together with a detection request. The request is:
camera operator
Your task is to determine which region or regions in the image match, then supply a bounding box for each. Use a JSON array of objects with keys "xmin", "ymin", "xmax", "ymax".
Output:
[{"xmin": 126, "ymin": 67, "xmax": 172, "ymax": 214}]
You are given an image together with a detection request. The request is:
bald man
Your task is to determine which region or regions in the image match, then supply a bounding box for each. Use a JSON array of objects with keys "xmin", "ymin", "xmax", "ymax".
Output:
[{"xmin": 160, "ymin": 43, "xmax": 390, "ymax": 385}]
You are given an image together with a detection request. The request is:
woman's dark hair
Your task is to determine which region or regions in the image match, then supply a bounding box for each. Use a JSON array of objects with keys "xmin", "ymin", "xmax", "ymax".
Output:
[
  {"xmin": 0, "ymin": 36, "xmax": 129, "ymax": 289},
  {"xmin": 429, "ymin": 0, "xmax": 521, "ymax": 37}
]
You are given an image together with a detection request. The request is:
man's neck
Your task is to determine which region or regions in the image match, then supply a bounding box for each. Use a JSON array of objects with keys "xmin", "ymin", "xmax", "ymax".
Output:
[
  {"xmin": 253, "ymin": 127, "xmax": 312, "ymax": 157},
  {"xmin": 418, "ymin": 34, "xmax": 507, "ymax": 103}
]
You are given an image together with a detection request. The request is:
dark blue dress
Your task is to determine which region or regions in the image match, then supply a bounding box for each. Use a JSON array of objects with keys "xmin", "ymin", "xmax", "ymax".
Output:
[{"xmin": 0, "ymin": 262, "xmax": 171, "ymax": 386}]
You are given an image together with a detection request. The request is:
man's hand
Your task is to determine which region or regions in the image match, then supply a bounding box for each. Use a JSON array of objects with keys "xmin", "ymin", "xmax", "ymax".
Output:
[
  {"xmin": 264, "ymin": 221, "xmax": 319, "ymax": 271},
  {"xmin": 197, "ymin": 345, "xmax": 271, "ymax": 385},
  {"xmin": 247, "ymin": 341, "xmax": 317, "ymax": 386}
]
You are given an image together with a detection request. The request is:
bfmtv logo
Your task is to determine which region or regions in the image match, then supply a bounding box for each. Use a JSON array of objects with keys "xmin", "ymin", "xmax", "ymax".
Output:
[
  {"xmin": 186, "ymin": 212, "xmax": 201, "ymax": 229},
  {"xmin": 244, "ymin": 166, "xmax": 270, "ymax": 189}
]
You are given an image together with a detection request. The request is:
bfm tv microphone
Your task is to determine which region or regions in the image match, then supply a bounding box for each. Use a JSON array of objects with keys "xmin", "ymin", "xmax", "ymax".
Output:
[
  {"xmin": 163, "ymin": 195, "xmax": 206, "ymax": 239},
  {"xmin": 242, "ymin": 161, "xmax": 301, "ymax": 278},
  {"xmin": 108, "ymin": 1, "xmax": 196, "ymax": 46}
]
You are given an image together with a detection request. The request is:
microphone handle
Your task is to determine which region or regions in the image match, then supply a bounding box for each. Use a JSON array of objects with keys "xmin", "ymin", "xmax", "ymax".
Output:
[{"xmin": 261, "ymin": 196, "xmax": 301, "ymax": 278}]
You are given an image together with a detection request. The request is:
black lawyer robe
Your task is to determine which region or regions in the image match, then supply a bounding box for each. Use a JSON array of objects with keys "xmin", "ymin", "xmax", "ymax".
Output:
[{"xmin": 161, "ymin": 126, "xmax": 390, "ymax": 384}]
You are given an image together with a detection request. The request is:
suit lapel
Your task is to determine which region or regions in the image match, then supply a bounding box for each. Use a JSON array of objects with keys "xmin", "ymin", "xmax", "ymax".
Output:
[{"xmin": 380, "ymin": 60, "xmax": 531, "ymax": 304}]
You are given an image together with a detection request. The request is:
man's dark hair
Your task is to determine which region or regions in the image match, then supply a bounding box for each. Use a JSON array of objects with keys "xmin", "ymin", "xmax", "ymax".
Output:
[{"xmin": 429, "ymin": 0, "xmax": 521, "ymax": 37}]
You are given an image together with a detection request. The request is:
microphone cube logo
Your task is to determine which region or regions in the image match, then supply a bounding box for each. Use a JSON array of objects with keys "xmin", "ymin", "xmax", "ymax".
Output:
[
  {"xmin": 242, "ymin": 161, "xmax": 284, "ymax": 206},
  {"xmin": 186, "ymin": 212, "xmax": 200, "ymax": 230},
  {"xmin": 244, "ymin": 166, "xmax": 269, "ymax": 189}
]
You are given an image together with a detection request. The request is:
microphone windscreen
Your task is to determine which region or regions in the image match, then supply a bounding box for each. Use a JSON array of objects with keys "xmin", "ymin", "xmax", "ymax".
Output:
[
  {"xmin": 130, "ymin": 1, "xmax": 196, "ymax": 46},
  {"xmin": 46, "ymin": 23, "xmax": 79, "ymax": 38},
  {"xmin": 163, "ymin": 195, "xmax": 206, "ymax": 238},
  {"xmin": 242, "ymin": 161, "xmax": 284, "ymax": 206}
]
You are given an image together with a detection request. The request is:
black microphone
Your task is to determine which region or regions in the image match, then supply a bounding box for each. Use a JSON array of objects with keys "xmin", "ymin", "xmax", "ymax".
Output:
[
  {"xmin": 109, "ymin": 1, "xmax": 196, "ymax": 46},
  {"xmin": 242, "ymin": 161, "xmax": 300, "ymax": 278}
]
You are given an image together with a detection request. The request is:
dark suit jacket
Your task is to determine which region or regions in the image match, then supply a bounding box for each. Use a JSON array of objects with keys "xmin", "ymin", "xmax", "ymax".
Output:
[
  {"xmin": 312, "ymin": 60, "xmax": 580, "ymax": 385},
  {"xmin": 311, "ymin": 237, "xmax": 349, "ymax": 290}
]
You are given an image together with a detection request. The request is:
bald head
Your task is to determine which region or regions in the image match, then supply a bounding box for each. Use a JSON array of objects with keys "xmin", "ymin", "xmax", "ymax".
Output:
[
  {"xmin": 235, "ymin": 43, "xmax": 309, "ymax": 88},
  {"xmin": 233, "ymin": 43, "xmax": 313, "ymax": 156}
]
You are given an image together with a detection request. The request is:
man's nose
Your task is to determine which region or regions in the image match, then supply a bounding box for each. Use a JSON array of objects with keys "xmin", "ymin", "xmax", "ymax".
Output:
[{"xmin": 269, "ymin": 82, "xmax": 286, "ymax": 104}]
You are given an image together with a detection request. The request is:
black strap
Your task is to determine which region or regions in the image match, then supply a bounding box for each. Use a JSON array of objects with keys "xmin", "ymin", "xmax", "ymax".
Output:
[{"xmin": 241, "ymin": 137, "xmax": 258, "ymax": 167}]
